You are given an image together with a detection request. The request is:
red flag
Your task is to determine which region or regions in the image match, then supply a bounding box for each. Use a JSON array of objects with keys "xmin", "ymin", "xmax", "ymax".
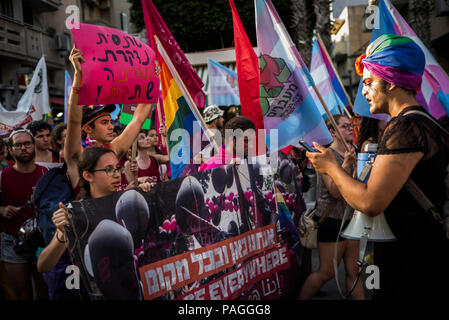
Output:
[
  {"xmin": 230, "ymin": 0, "xmax": 263, "ymax": 129},
  {"xmin": 141, "ymin": 0, "xmax": 206, "ymax": 109},
  {"xmin": 230, "ymin": 0, "xmax": 265, "ymax": 155}
]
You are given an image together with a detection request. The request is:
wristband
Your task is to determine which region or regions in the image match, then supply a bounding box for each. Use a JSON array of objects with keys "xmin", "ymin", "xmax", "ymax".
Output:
[
  {"xmin": 56, "ymin": 232, "xmax": 67, "ymax": 244},
  {"xmin": 72, "ymin": 87, "xmax": 81, "ymax": 95}
]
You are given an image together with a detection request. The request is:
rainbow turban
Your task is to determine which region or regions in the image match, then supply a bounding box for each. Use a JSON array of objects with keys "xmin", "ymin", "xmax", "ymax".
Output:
[{"xmin": 355, "ymin": 34, "xmax": 425, "ymax": 91}]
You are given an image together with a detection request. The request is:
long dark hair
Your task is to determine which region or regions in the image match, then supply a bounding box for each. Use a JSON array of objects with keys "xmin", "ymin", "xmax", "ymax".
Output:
[
  {"xmin": 78, "ymin": 147, "xmax": 116, "ymax": 199},
  {"xmin": 148, "ymin": 128, "xmax": 164, "ymax": 155},
  {"xmin": 357, "ymin": 117, "xmax": 381, "ymax": 151}
]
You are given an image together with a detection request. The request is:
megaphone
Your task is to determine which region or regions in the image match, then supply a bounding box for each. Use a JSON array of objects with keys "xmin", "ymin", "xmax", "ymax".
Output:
[
  {"xmin": 342, "ymin": 146, "xmax": 396, "ymax": 242},
  {"xmin": 341, "ymin": 210, "xmax": 396, "ymax": 242}
]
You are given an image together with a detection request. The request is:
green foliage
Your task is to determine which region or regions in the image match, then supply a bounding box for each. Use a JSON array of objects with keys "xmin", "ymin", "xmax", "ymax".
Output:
[{"xmin": 128, "ymin": 0, "xmax": 293, "ymax": 52}]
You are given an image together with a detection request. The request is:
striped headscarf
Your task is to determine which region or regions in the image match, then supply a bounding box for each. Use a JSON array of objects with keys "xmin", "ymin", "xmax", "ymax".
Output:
[{"xmin": 355, "ymin": 34, "xmax": 425, "ymax": 91}]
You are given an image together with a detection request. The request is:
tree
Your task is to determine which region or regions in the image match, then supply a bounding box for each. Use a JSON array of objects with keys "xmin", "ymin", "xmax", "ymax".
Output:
[
  {"xmin": 291, "ymin": 0, "xmax": 315, "ymax": 68},
  {"xmin": 408, "ymin": 0, "xmax": 432, "ymax": 48},
  {"xmin": 128, "ymin": 0, "xmax": 294, "ymax": 53},
  {"xmin": 313, "ymin": 0, "xmax": 332, "ymax": 56}
]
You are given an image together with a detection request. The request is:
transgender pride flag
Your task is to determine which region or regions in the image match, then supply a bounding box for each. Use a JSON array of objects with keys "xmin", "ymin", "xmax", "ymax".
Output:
[
  {"xmin": 64, "ymin": 70, "xmax": 72, "ymax": 123},
  {"xmin": 310, "ymin": 37, "xmax": 345, "ymax": 118},
  {"xmin": 255, "ymin": 0, "xmax": 332, "ymax": 151},
  {"xmin": 354, "ymin": 0, "xmax": 449, "ymax": 119},
  {"xmin": 208, "ymin": 58, "xmax": 240, "ymax": 106}
]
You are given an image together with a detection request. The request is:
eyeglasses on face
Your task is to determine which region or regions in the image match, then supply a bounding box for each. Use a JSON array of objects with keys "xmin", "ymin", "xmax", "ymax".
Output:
[
  {"xmin": 340, "ymin": 123, "xmax": 354, "ymax": 130},
  {"xmin": 91, "ymin": 165, "xmax": 123, "ymax": 176},
  {"xmin": 12, "ymin": 141, "xmax": 34, "ymax": 149}
]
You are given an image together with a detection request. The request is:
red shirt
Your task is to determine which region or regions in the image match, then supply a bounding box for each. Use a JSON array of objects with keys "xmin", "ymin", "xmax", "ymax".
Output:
[
  {"xmin": 123, "ymin": 156, "xmax": 161, "ymax": 185},
  {"xmin": 0, "ymin": 165, "xmax": 48, "ymax": 236},
  {"xmin": 137, "ymin": 156, "xmax": 162, "ymax": 184}
]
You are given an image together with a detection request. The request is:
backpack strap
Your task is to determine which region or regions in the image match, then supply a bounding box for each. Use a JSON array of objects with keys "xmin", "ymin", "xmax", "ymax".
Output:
[
  {"xmin": 403, "ymin": 110, "xmax": 449, "ymax": 145},
  {"xmin": 402, "ymin": 110, "xmax": 447, "ymax": 224}
]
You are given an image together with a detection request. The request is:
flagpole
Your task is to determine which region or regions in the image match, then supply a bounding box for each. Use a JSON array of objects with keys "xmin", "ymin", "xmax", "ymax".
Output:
[
  {"xmin": 316, "ymin": 33, "xmax": 353, "ymax": 119},
  {"xmin": 156, "ymin": 97, "xmax": 168, "ymax": 150},
  {"xmin": 154, "ymin": 35, "xmax": 220, "ymax": 153},
  {"xmin": 312, "ymin": 84, "xmax": 351, "ymax": 152},
  {"xmin": 131, "ymin": 139, "xmax": 138, "ymax": 184}
]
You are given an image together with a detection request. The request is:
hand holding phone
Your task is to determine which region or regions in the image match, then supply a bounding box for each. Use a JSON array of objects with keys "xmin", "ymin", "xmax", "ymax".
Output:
[{"xmin": 297, "ymin": 140, "xmax": 320, "ymax": 153}]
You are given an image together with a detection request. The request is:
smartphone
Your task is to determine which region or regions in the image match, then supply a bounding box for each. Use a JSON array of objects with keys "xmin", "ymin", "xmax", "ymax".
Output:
[{"xmin": 297, "ymin": 140, "xmax": 320, "ymax": 153}]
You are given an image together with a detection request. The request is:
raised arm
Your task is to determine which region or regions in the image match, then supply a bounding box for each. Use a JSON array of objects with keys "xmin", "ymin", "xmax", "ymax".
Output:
[
  {"xmin": 110, "ymin": 103, "xmax": 154, "ymax": 160},
  {"xmin": 307, "ymin": 143, "xmax": 423, "ymax": 216},
  {"xmin": 64, "ymin": 48, "xmax": 85, "ymax": 188}
]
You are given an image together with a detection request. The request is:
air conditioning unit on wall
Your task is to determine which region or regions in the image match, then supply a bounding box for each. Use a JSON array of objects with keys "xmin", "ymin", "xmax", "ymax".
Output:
[
  {"xmin": 55, "ymin": 34, "xmax": 70, "ymax": 52},
  {"xmin": 55, "ymin": 34, "xmax": 70, "ymax": 58}
]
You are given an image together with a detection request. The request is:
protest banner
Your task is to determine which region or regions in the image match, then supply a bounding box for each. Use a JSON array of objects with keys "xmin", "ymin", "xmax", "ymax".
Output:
[
  {"xmin": 0, "ymin": 56, "xmax": 51, "ymax": 135},
  {"xmin": 66, "ymin": 160, "xmax": 303, "ymax": 300},
  {"xmin": 176, "ymin": 245, "xmax": 290, "ymax": 300},
  {"xmin": 71, "ymin": 23, "xmax": 160, "ymax": 105}
]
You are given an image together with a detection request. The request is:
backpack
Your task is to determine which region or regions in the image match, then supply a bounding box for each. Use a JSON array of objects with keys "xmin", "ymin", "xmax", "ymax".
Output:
[{"xmin": 33, "ymin": 162, "xmax": 75, "ymax": 245}]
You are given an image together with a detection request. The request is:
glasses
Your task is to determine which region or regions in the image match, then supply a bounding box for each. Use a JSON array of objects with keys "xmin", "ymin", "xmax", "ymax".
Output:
[
  {"xmin": 12, "ymin": 141, "xmax": 34, "ymax": 149},
  {"xmin": 340, "ymin": 123, "xmax": 354, "ymax": 131},
  {"xmin": 92, "ymin": 165, "xmax": 123, "ymax": 176}
]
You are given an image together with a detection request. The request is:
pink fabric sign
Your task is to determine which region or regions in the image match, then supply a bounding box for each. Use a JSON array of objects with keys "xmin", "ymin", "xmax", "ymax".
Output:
[{"xmin": 71, "ymin": 23, "xmax": 160, "ymax": 105}]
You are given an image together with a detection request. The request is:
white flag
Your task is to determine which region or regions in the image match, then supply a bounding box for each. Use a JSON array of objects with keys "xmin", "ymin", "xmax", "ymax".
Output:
[{"xmin": 0, "ymin": 55, "xmax": 51, "ymax": 128}]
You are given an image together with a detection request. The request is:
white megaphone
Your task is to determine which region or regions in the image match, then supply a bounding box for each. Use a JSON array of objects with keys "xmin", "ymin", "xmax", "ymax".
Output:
[
  {"xmin": 341, "ymin": 210, "xmax": 396, "ymax": 242},
  {"xmin": 342, "ymin": 145, "xmax": 396, "ymax": 242}
]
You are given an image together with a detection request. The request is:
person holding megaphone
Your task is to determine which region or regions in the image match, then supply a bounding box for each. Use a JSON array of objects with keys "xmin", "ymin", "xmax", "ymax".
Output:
[{"xmin": 305, "ymin": 34, "xmax": 449, "ymax": 299}]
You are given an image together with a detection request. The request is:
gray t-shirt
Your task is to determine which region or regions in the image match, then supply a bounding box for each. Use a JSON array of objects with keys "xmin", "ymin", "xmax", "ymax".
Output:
[{"xmin": 315, "ymin": 148, "xmax": 353, "ymax": 220}]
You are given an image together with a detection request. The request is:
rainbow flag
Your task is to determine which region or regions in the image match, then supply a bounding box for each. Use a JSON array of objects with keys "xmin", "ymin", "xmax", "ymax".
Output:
[
  {"xmin": 208, "ymin": 58, "xmax": 240, "ymax": 106},
  {"xmin": 354, "ymin": 0, "xmax": 449, "ymax": 119},
  {"xmin": 274, "ymin": 185, "xmax": 301, "ymax": 256},
  {"xmin": 255, "ymin": 0, "xmax": 332, "ymax": 151},
  {"xmin": 157, "ymin": 43, "xmax": 207, "ymax": 179},
  {"xmin": 142, "ymin": 0, "xmax": 208, "ymax": 178},
  {"xmin": 309, "ymin": 37, "xmax": 345, "ymax": 118},
  {"xmin": 141, "ymin": 0, "xmax": 206, "ymax": 109}
]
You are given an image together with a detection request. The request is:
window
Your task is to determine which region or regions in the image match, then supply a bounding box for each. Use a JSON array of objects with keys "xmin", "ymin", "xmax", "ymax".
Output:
[{"xmin": 1, "ymin": 0, "xmax": 14, "ymax": 18}]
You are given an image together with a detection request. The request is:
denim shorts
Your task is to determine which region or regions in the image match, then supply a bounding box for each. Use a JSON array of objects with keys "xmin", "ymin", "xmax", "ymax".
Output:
[{"xmin": 1, "ymin": 232, "xmax": 34, "ymax": 264}]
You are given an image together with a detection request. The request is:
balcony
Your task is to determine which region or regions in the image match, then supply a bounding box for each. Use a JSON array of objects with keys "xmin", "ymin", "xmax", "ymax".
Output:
[
  {"xmin": 0, "ymin": 16, "xmax": 67, "ymax": 67},
  {"xmin": 21, "ymin": 0, "xmax": 62, "ymax": 12},
  {"xmin": 0, "ymin": 17, "xmax": 27, "ymax": 57}
]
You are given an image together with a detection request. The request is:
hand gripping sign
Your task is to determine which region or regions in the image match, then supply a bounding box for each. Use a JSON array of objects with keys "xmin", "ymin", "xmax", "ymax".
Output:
[{"xmin": 71, "ymin": 23, "xmax": 160, "ymax": 105}]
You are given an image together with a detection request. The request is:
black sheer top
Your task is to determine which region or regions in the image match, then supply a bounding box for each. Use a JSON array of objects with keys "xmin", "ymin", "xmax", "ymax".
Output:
[{"xmin": 377, "ymin": 105, "xmax": 448, "ymax": 216}]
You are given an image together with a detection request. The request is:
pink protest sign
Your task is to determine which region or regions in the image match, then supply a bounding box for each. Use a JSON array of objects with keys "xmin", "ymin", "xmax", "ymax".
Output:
[{"xmin": 71, "ymin": 23, "xmax": 160, "ymax": 105}]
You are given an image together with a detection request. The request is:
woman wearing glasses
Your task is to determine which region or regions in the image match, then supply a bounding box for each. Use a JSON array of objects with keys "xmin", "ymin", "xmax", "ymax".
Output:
[
  {"xmin": 36, "ymin": 147, "xmax": 152, "ymax": 286},
  {"xmin": 298, "ymin": 115, "xmax": 365, "ymax": 300}
]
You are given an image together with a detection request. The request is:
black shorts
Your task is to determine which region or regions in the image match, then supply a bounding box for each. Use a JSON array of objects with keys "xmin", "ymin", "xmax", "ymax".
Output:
[{"xmin": 317, "ymin": 218, "xmax": 348, "ymax": 243}]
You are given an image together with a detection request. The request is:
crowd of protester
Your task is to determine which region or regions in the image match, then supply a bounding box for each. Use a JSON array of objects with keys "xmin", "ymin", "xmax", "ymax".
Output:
[{"xmin": 1, "ymin": 32, "xmax": 449, "ymax": 301}]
